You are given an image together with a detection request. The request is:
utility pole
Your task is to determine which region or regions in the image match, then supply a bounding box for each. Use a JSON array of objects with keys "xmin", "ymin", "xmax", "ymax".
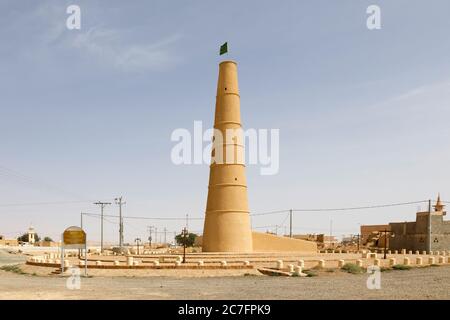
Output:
[
  {"xmin": 289, "ymin": 209, "xmax": 293, "ymax": 238},
  {"xmin": 94, "ymin": 201, "xmax": 111, "ymax": 253},
  {"xmin": 147, "ymin": 226, "xmax": 153, "ymax": 247},
  {"xmin": 79, "ymin": 212, "xmax": 84, "ymax": 258},
  {"xmin": 164, "ymin": 228, "xmax": 167, "ymax": 244},
  {"xmin": 115, "ymin": 197, "xmax": 126, "ymax": 250},
  {"xmin": 378, "ymin": 229, "xmax": 394, "ymax": 259},
  {"xmin": 357, "ymin": 234, "xmax": 360, "ymax": 252},
  {"xmin": 186, "ymin": 213, "xmax": 189, "ymax": 229},
  {"xmin": 428, "ymin": 199, "xmax": 432, "ymax": 253},
  {"xmin": 330, "ymin": 219, "xmax": 333, "ymax": 249},
  {"xmin": 181, "ymin": 227, "xmax": 188, "ymax": 263},
  {"xmin": 155, "ymin": 227, "xmax": 158, "ymax": 245}
]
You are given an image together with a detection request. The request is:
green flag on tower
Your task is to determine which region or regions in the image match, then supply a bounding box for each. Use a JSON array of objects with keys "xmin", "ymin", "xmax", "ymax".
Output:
[{"xmin": 220, "ymin": 42, "xmax": 228, "ymax": 55}]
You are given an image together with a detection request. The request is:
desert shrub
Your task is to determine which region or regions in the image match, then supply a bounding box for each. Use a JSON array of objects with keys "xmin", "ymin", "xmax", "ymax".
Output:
[
  {"xmin": 303, "ymin": 269, "xmax": 318, "ymax": 277},
  {"xmin": 341, "ymin": 263, "xmax": 364, "ymax": 274},
  {"xmin": 0, "ymin": 265, "xmax": 25, "ymax": 274},
  {"xmin": 392, "ymin": 264, "xmax": 411, "ymax": 270}
]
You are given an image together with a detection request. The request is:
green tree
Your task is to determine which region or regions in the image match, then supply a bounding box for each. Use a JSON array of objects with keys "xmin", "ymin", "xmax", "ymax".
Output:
[
  {"xmin": 43, "ymin": 237, "xmax": 53, "ymax": 242},
  {"xmin": 17, "ymin": 233, "xmax": 40, "ymax": 243},
  {"xmin": 175, "ymin": 233, "xmax": 197, "ymax": 247}
]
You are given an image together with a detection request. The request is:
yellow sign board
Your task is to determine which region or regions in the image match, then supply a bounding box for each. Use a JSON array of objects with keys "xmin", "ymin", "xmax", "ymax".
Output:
[{"xmin": 63, "ymin": 226, "xmax": 86, "ymax": 245}]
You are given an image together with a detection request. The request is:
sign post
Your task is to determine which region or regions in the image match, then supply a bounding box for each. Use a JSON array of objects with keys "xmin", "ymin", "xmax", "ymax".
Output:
[{"xmin": 62, "ymin": 226, "xmax": 87, "ymax": 276}]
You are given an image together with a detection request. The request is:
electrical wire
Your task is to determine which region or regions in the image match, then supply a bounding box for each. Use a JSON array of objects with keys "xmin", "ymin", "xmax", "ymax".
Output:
[
  {"xmin": 0, "ymin": 200, "xmax": 105, "ymax": 207},
  {"xmin": 79, "ymin": 200, "xmax": 434, "ymax": 222},
  {"xmin": 82, "ymin": 213, "xmax": 202, "ymax": 235},
  {"xmin": 0, "ymin": 164, "xmax": 91, "ymax": 201},
  {"xmin": 292, "ymin": 200, "xmax": 429, "ymax": 212},
  {"xmin": 82, "ymin": 212, "xmax": 203, "ymax": 221},
  {"xmin": 250, "ymin": 209, "xmax": 289, "ymax": 216},
  {"xmin": 251, "ymin": 200, "xmax": 429, "ymax": 216}
]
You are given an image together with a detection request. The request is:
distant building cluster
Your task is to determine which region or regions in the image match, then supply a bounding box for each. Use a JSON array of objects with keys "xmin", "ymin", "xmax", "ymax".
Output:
[
  {"xmin": 0, "ymin": 226, "xmax": 57, "ymax": 247},
  {"xmin": 289, "ymin": 234, "xmax": 338, "ymax": 249},
  {"xmin": 361, "ymin": 195, "xmax": 449, "ymax": 252}
]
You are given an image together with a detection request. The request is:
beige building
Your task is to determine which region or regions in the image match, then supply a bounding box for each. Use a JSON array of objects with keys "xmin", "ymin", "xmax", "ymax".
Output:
[
  {"xmin": 27, "ymin": 226, "xmax": 36, "ymax": 244},
  {"xmin": 361, "ymin": 195, "xmax": 449, "ymax": 252},
  {"xmin": 360, "ymin": 224, "xmax": 391, "ymax": 249},
  {"xmin": 291, "ymin": 234, "xmax": 337, "ymax": 248},
  {"xmin": 291, "ymin": 234, "xmax": 318, "ymax": 242},
  {"xmin": 0, "ymin": 235, "xmax": 19, "ymax": 246},
  {"xmin": 389, "ymin": 195, "xmax": 449, "ymax": 252}
]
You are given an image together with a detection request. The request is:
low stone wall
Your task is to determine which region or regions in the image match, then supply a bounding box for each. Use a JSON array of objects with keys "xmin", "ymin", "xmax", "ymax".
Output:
[
  {"xmin": 26, "ymin": 260, "xmax": 253, "ymax": 270},
  {"xmin": 25, "ymin": 250, "xmax": 450, "ymax": 271}
]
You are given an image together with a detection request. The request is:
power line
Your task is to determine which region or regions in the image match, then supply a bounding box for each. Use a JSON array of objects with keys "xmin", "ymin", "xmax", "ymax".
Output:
[
  {"xmin": 292, "ymin": 200, "xmax": 429, "ymax": 212},
  {"xmin": 88, "ymin": 213, "xmax": 117, "ymax": 226},
  {"xmin": 0, "ymin": 164, "xmax": 90, "ymax": 201},
  {"xmin": 252, "ymin": 224, "xmax": 355, "ymax": 233},
  {"xmin": 83, "ymin": 213, "xmax": 203, "ymax": 221},
  {"xmin": 0, "ymin": 200, "xmax": 107, "ymax": 207},
  {"xmin": 250, "ymin": 209, "xmax": 289, "ymax": 217},
  {"xmin": 80, "ymin": 199, "xmax": 432, "ymax": 223},
  {"xmin": 251, "ymin": 200, "xmax": 429, "ymax": 216},
  {"xmin": 77, "ymin": 198, "xmax": 442, "ymax": 242},
  {"xmin": 253, "ymin": 225, "xmax": 278, "ymax": 230},
  {"xmin": 280, "ymin": 212, "xmax": 290, "ymax": 226},
  {"xmin": 83, "ymin": 213, "xmax": 201, "ymax": 234}
]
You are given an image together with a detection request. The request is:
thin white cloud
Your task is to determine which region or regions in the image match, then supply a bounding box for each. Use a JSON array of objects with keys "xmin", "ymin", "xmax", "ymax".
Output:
[
  {"xmin": 389, "ymin": 81, "xmax": 450, "ymax": 104},
  {"xmin": 361, "ymin": 80, "xmax": 450, "ymax": 116},
  {"xmin": 69, "ymin": 27, "xmax": 182, "ymax": 72},
  {"xmin": 1, "ymin": 2, "xmax": 182, "ymax": 72}
]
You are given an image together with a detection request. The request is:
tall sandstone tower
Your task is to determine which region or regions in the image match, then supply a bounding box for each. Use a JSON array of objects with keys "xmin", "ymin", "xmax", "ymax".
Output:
[{"xmin": 202, "ymin": 61, "xmax": 253, "ymax": 252}]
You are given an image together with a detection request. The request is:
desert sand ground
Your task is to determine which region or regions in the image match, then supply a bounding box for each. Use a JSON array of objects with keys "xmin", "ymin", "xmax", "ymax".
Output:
[
  {"xmin": 1, "ymin": 264, "xmax": 449, "ymax": 300},
  {"xmin": 2, "ymin": 248, "xmax": 449, "ymax": 300}
]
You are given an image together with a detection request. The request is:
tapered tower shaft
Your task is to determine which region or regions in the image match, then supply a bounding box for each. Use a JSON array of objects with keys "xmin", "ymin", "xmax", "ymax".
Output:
[{"xmin": 202, "ymin": 61, "xmax": 253, "ymax": 252}]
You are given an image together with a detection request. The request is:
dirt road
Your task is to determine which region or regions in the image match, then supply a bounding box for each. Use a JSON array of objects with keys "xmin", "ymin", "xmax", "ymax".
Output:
[{"xmin": 0, "ymin": 249, "xmax": 26, "ymax": 267}]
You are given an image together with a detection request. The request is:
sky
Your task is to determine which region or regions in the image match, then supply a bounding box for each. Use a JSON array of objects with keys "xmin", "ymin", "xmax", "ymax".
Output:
[{"xmin": 1, "ymin": 0, "xmax": 449, "ymax": 244}]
